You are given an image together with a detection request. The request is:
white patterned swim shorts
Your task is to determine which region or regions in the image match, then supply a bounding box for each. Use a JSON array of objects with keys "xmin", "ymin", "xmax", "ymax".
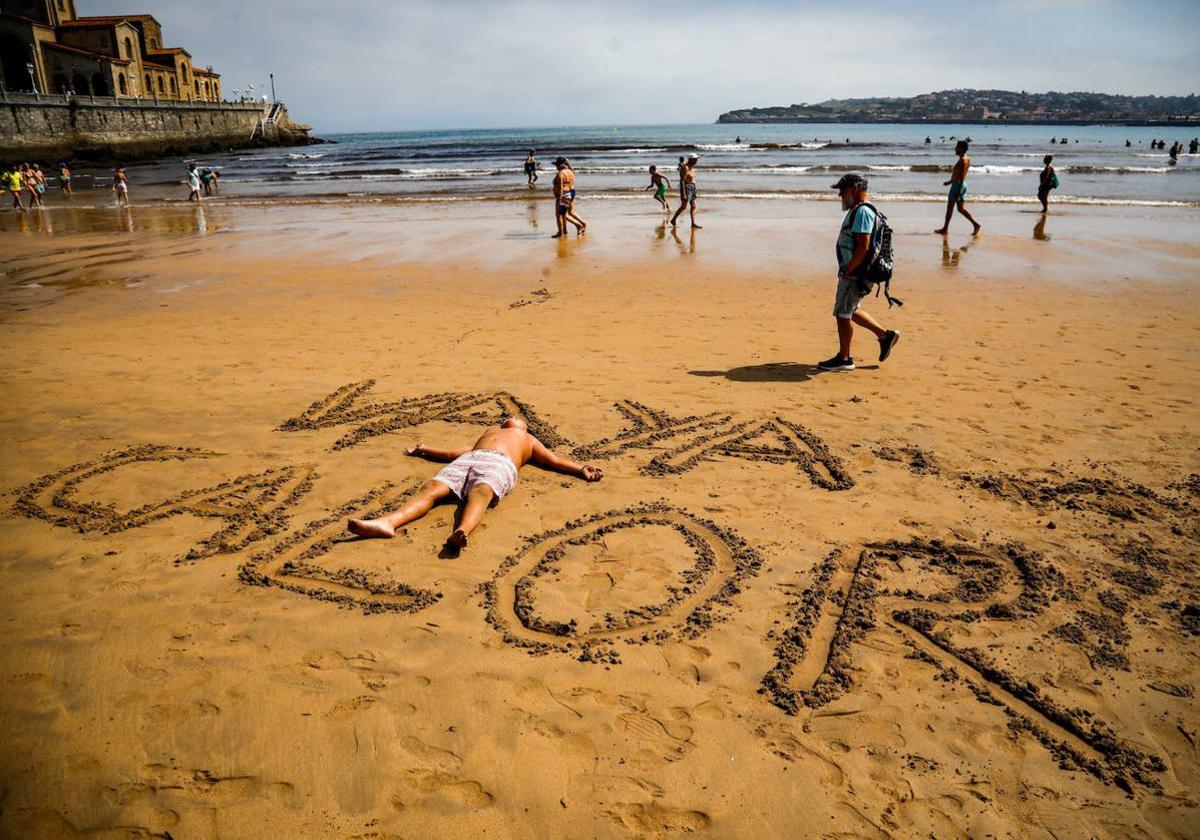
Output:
[{"xmin": 433, "ymin": 449, "xmax": 519, "ymax": 503}]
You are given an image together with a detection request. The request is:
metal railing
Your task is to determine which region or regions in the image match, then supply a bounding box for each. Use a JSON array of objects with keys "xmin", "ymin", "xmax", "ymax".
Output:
[{"xmin": 0, "ymin": 89, "xmax": 268, "ymax": 111}]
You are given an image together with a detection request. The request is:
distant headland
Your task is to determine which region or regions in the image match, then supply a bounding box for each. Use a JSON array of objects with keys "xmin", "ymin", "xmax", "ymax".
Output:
[{"xmin": 717, "ymin": 89, "xmax": 1200, "ymax": 126}]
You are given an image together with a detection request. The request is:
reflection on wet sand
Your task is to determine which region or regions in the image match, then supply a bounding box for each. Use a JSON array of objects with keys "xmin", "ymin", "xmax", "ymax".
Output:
[
  {"xmin": 1033, "ymin": 215, "xmax": 1051, "ymax": 241},
  {"xmin": 671, "ymin": 225, "xmax": 697, "ymax": 255},
  {"xmin": 942, "ymin": 239, "xmax": 971, "ymax": 269},
  {"xmin": 0, "ymin": 204, "xmax": 225, "ymax": 236}
]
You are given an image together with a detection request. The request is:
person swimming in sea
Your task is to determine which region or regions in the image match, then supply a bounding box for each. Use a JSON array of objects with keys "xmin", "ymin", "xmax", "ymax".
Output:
[
  {"xmin": 645, "ymin": 165, "xmax": 672, "ymax": 215},
  {"xmin": 934, "ymin": 140, "xmax": 980, "ymax": 236}
]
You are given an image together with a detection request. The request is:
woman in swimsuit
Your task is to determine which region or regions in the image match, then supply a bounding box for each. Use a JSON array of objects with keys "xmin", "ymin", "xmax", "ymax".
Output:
[{"xmin": 551, "ymin": 157, "xmax": 586, "ymax": 238}]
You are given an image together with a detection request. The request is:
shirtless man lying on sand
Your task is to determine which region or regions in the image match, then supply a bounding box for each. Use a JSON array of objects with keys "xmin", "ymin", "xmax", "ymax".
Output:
[{"xmin": 348, "ymin": 417, "xmax": 603, "ymax": 549}]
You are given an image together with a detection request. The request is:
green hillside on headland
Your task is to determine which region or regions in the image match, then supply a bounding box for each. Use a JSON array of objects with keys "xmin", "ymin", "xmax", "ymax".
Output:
[{"xmin": 718, "ymin": 90, "xmax": 1199, "ymax": 125}]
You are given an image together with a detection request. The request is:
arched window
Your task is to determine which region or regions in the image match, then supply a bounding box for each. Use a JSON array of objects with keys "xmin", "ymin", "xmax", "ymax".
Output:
[
  {"xmin": 157, "ymin": 76, "xmax": 163, "ymax": 93},
  {"xmin": 58, "ymin": 0, "xmax": 65, "ymax": 10},
  {"xmin": 123, "ymin": 37, "xmax": 133, "ymax": 59},
  {"xmin": 194, "ymin": 80, "xmax": 200, "ymax": 95},
  {"xmin": 92, "ymin": 72, "xmax": 108, "ymax": 96},
  {"xmin": 53, "ymin": 72, "xmax": 69, "ymax": 93},
  {"xmin": 150, "ymin": 37, "xmax": 158, "ymax": 49},
  {"xmin": 118, "ymin": 73, "xmax": 127, "ymax": 95},
  {"xmin": 72, "ymin": 71, "xmax": 89, "ymax": 94},
  {"xmin": 169, "ymin": 77, "xmax": 176, "ymax": 95}
]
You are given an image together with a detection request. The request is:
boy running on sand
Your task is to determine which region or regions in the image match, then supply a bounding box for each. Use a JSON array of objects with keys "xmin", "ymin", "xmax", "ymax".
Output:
[
  {"xmin": 646, "ymin": 165, "xmax": 671, "ymax": 213},
  {"xmin": 934, "ymin": 140, "xmax": 980, "ymax": 235},
  {"xmin": 58, "ymin": 163, "xmax": 72, "ymax": 194}
]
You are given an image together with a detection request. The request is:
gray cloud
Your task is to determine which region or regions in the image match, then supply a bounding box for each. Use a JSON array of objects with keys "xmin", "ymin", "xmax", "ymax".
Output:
[{"xmin": 82, "ymin": 0, "xmax": 1200, "ymax": 132}]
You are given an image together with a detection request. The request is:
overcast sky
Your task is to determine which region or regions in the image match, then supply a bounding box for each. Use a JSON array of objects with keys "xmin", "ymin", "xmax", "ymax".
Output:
[{"xmin": 83, "ymin": 0, "xmax": 1200, "ymax": 133}]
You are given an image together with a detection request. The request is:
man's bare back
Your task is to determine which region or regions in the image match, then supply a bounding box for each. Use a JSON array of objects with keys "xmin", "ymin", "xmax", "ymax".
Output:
[{"xmin": 347, "ymin": 417, "xmax": 602, "ymax": 550}]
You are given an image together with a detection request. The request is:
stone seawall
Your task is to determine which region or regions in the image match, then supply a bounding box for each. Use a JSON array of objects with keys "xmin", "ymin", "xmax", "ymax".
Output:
[{"xmin": 0, "ymin": 94, "xmax": 317, "ymax": 161}]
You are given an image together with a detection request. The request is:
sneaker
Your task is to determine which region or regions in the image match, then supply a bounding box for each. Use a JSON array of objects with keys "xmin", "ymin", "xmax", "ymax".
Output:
[
  {"xmin": 818, "ymin": 354, "xmax": 855, "ymax": 371},
  {"xmin": 878, "ymin": 330, "xmax": 900, "ymax": 363}
]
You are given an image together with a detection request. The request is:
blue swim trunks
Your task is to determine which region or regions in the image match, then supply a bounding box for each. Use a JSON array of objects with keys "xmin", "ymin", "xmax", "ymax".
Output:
[{"xmin": 948, "ymin": 180, "xmax": 967, "ymax": 202}]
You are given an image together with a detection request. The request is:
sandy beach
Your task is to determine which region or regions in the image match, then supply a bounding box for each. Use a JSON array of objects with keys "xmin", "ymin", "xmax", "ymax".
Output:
[{"xmin": 1, "ymin": 196, "xmax": 1198, "ymax": 838}]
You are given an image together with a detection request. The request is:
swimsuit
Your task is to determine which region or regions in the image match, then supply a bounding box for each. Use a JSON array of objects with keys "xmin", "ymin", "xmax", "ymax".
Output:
[
  {"xmin": 433, "ymin": 450, "xmax": 519, "ymax": 503},
  {"xmin": 685, "ymin": 182, "xmax": 697, "ymax": 202},
  {"xmin": 656, "ymin": 183, "xmax": 668, "ymax": 198},
  {"xmin": 948, "ymin": 180, "xmax": 966, "ymax": 202}
]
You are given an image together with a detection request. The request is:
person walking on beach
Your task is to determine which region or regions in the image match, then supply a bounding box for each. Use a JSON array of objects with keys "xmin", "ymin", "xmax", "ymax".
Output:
[
  {"xmin": 3, "ymin": 164, "xmax": 26, "ymax": 211},
  {"xmin": 23, "ymin": 164, "xmax": 44, "ymax": 208},
  {"xmin": 818, "ymin": 173, "xmax": 900, "ymax": 372},
  {"xmin": 523, "ymin": 150, "xmax": 539, "ymax": 187},
  {"xmin": 186, "ymin": 163, "xmax": 202, "ymax": 202},
  {"xmin": 934, "ymin": 140, "xmax": 980, "ymax": 235},
  {"xmin": 33, "ymin": 164, "xmax": 48, "ymax": 206},
  {"xmin": 671, "ymin": 154, "xmax": 701, "ymax": 229},
  {"xmin": 1037, "ymin": 154, "xmax": 1058, "ymax": 213},
  {"xmin": 113, "ymin": 166, "xmax": 129, "ymax": 206},
  {"xmin": 58, "ymin": 162, "xmax": 72, "ymax": 194},
  {"xmin": 552, "ymin": 157, "xmax": 586, "ymax": 238},
  {"xmin": 347, "ymin": 417, "xmax": 603, "ymax": 551},
  {"xmin": 646, "ymin": 165, "xmax": 671, "ymax": 215}
]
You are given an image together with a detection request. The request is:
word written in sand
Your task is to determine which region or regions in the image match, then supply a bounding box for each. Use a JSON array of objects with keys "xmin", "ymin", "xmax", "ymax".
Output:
[
  {"xmin": 238, "ymin": 482, "xmax": 442, "ymax": 615},
  {"xmin": 478, "ymin": 503, "xmax": 763, "ymax": 664},
  {"xmin": 277, "ymin": 380, "xmax": 569, "ymax": 452},
  {"xmin": 282, "ymin": 386, "xmax": 854, "ymax": 489},
  {"xmin": 14, "ymin": 444, "xmax": 316, "ymax": 564},
  {"xmin": 760, "ymin": 539, "xmax": 1165, "ymax": 791},
  {"xmin": 571, "ymin": 401, "xmax": 854, "ymax": 489}
]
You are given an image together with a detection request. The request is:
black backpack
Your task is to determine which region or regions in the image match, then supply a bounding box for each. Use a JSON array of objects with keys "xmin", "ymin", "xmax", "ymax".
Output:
[{"xmin": 846, "ymin": 202, "xmax": 902, "ymax": 308}]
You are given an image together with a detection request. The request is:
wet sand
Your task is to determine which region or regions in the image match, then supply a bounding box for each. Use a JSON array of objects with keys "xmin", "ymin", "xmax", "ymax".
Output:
[{"xmin": 1, "ymin": 197, "xmax": 1198, "ymax": 838}]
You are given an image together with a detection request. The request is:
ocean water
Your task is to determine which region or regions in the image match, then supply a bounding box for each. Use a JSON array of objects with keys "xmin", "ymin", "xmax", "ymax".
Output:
[{"xmin": 128, "ymin": 123, "xmax": 1200, "ymax": 208}]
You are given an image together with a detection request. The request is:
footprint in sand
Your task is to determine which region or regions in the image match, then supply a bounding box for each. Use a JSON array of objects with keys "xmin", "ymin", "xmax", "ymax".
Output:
[
  {"xmin": 398, "ymin": 736, "xmax": 493, "ymax": 809},
  {"xmin": 604, "ymin": 802, "xmax": 712, "ymax": 833},
  {"xmin": 323, "ymin": 694, "xmax": 379, "ymax": 720},
  {"xmin": 615, "ymin": 712, "xmax": 695, "ymax": 763}
]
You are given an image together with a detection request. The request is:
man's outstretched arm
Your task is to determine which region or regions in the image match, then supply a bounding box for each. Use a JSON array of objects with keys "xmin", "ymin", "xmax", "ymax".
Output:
[
  {"xmin": 530, "ymin": 438, "xmax": 604, "ymax": 481},
  {"xmin": 406, "ymin": 443, "xmax": 471, "ymax": 463}
]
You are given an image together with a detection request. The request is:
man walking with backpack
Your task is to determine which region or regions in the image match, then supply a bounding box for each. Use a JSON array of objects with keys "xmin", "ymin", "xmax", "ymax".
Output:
[{"xmin": 818, "ymin": 174, "xmax": 900, "ymax": 372}]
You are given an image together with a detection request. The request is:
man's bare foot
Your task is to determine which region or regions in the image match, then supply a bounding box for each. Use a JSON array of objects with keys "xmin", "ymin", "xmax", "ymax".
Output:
[
  {"xmin": 692, "ymin": 224, "xmax": 703, "ymax": 229},
  {"xmin": 551, "ymin": 233, "xmax": 564, "ymax": 239},
  {"xmin": 934, "ymin": 228, "xmax": 948, "ymax": 235},
  {"xmin": 447, "ymin": 529, "xmax": 468, "ymax": 550},
  {"xmin": 348, "ymin": 518, "xmax": 395, "ymax": 539},
  {"xmin": 972, "ymin": 223, "xmax": 982, "ymax": 235}
]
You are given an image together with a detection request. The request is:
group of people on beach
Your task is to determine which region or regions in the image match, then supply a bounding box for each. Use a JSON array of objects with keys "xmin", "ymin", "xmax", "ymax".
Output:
[
  {"xmin": 3, "ymin": 160, "xmax": 221, "ymax": 210},
  {"xmin": 345, "ymin": 165, "xmax": 905, "ymax": 551},
  {"xmin": 2, "ymin": 162, "xmax": 71, "ymax": 210}
]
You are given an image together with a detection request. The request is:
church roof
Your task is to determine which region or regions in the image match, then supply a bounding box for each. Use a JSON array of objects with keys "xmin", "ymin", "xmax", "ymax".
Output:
[{"xmin": 43, "ymin": 41, "xmax": 131, "ymax": 64}]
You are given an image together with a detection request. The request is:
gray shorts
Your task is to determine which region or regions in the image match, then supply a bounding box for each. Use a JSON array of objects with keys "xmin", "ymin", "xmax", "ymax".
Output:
[{"xmin": 833, "ymin": 275, "xmax": 865, "ymax": 319}]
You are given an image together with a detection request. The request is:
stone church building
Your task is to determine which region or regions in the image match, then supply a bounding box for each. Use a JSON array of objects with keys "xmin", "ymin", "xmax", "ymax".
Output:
[{"xmin": 0, "ymin": 1, "xmax": 222, "ymax": 101}]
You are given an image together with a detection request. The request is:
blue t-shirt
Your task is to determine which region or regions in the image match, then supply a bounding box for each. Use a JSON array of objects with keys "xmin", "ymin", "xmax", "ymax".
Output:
[{"xmin": 837, "ymin": 204, "xmax": 877, "ymax": 270}]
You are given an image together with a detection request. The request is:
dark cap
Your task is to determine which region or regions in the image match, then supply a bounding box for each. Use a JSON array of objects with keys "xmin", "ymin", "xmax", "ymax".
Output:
[
  {"xmin": 831, "ymin": 173, "xmax": 868, "ymax": 191},
  {"xmin": 554, "ymin": 156, "xmax": 568, "ymax": 166}
]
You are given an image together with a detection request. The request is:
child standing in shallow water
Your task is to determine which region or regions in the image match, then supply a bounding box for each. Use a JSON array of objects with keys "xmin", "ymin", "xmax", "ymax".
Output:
[{"xmin": 934, "ymin": 140, "xmax": 980, "ymax": 235}]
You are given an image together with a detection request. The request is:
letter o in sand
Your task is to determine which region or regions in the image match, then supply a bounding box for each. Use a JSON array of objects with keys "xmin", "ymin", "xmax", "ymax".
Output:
[{"xmin": 478, "ymin": 503, "xmax": 762, "ymax": 664}]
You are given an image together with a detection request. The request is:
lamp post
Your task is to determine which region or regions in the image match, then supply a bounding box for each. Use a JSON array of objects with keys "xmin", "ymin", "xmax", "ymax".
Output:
[
  {"xmin": 26, "ymin": 61, "xmax": 38, "ymax": 95},
  {"xmin": 270, "ymin": 73, "xmax": 275, "ymax": 103}
]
